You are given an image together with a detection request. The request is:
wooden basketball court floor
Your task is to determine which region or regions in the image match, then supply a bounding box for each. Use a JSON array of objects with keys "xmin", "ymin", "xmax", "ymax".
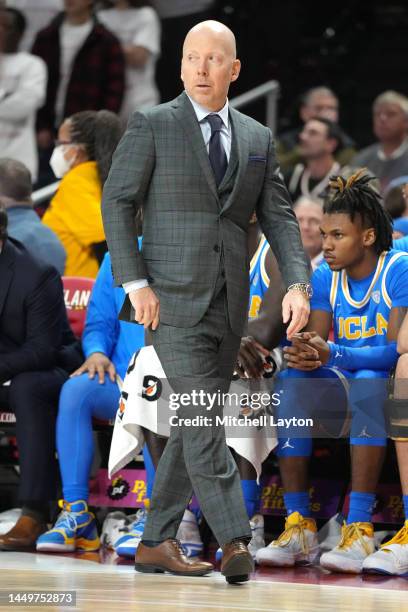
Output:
[{"xmin": 0, "ymin": 550, "xmax": 407, "ymax": 611}]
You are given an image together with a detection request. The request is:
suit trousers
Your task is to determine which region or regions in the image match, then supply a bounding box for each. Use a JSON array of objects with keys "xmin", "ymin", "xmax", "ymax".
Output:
[
  {"xmin": 143, "ymin": 280, "xmax": 252, "ymax": 546},
  {"xmin": 0, "ymin": 368, "xmax": 68, "ymax": 503}
]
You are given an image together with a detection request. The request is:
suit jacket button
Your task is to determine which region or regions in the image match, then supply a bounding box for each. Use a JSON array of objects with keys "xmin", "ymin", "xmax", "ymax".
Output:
[{"xmin": 213, "ymin": 245, "xmax": 220, "ymax": 252}]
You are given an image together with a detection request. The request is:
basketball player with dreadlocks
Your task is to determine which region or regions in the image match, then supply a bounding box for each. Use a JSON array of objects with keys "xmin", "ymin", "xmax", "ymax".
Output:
[{"xmin": 256, "ymin": 169, "xmax": 408, "ymax": 573}]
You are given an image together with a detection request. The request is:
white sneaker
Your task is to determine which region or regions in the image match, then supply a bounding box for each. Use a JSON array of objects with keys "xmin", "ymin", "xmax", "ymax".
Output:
[
  {"xmin": 176, "ymin": 509, "xmax": 203, "ymax": 558},
  {"xmin": 215, "ymin": 513, "xmax": 266, "ymax": 563},
  {"xmin": 100, "ymin": 511, "xmax": 128, "ymax": 549},
  {"xmin": 318, "ymin": 513, "xmax": 343, "ymax": 552},
  {"xmin": 256, "ymin": 511, "xmax": 319, "ymax": 567},
  {"xmin": 0, "ymin": 508, "xmax": 21, "ymax": 536},
  {"xmin": 320, "ymin": 522, "xmax": 375, "ymax": 573},
  {"xmin": 248, "ymin": 514, "xmax": 265, "ymax": 560},
  {"xmin": 362, "ymin": 521, "xmax": 408, "ymax": 576}
]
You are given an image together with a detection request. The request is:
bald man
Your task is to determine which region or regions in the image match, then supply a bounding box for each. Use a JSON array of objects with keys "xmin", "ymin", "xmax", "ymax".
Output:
[{"xmin": 102, "ymin": 20, "xmax": 310, "ymax": 583}]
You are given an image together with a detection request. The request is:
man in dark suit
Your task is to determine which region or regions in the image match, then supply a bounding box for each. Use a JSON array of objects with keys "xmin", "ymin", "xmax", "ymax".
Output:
[
  {"xmin": 0, "ymin": 206, "xmax": 82, "ymax": 551},
  {"xmin": 102, "ymin": 21, "xmax": 311, "ymax": 583}
]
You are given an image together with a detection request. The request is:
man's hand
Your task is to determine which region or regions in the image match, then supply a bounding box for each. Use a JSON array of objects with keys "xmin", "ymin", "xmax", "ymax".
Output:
[
  {"xmin": 282, "ymin": 289, "xmax": 310, "ymax": 339},
  {"xmin": 236, "ymin": 336, "xmax": 270, "ymax": 379},
  {"xmin": 70, "ymin": 352, "xmax": 116, "ymax": 384},
  {"xmin": 283, "ymin": 331, "xmax": 330, "ymax": 371},
  {"xmin": 129, "ymin": 286, "xmax": 160, "ymax": 329}
]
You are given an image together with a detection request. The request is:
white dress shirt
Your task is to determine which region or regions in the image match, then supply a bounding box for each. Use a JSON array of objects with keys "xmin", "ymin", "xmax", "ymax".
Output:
[{"xmin": 123, "ymin": 92, "xmax": 230, "ymax": 294}]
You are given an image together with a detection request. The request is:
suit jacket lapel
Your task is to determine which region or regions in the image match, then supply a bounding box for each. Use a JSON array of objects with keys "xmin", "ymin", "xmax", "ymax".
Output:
[
  {"xmin": 171, "ymin": 92, "xmax": 219, "ymax": 202},
  {"xmin": 220, "ymin": 108, "xmax": 249, "ymax": 214},
  {"xmin": 0, "ymin": 241, "xmax": 15, "ymax": 318}
]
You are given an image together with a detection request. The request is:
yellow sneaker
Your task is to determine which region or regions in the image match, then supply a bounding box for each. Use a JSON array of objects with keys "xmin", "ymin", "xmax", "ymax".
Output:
[
  {"xmin": 362, "ymin": 520, "xmax": 408, "ymax": 576},
  {"xmin": 255, "ymin": 511, "xmax": 319, "ymax": 567},
  {"xmin": 320, "ymin": 522, "xmax": 374, "ymax": 573}
]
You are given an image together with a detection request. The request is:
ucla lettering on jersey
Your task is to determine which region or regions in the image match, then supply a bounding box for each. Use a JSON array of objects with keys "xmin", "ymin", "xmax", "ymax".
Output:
[
  {"xmin": 328, "ymin": 249, "xmax": 408, "ymax": 346},
  {"xmin": 248, "ymin": 235, "xmax": 270, "ymax": 319}
]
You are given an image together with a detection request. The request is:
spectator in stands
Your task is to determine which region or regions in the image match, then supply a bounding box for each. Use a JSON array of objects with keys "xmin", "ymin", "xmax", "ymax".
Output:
[
  {"xmin": 42, "ymin": 110, "xmax": 122, "ymax": 278},
  {"xmin": 284, "ymin": 117, "xmax": 342, "ymax": 201},
  {"xmin": 294, "ymin": 196, "xmax": 324, "ymax": 269},
  {"xmin": 352, "ymin": 91, "xmax": 408, "ymax": 194},
  {"xmin": 0, "ymin": 8, "xmax": 47, "ymax": 182},
  {"xmin": 7, "ymin": 0, "xmax": 63, "ymax": 52},
  {"xmin": 98, "ymin": 0, "xmax": 161, "ymax": 121},
  {"xmin": 0, "ymin": 158, "xmax": 65, "ymax": 273},
  {"xmin": 0, "ymin": 206, "xmax": 83, "ymax": 551},
  {"xmin": 151, "ymin": 0, "xmax": 215, "ymax": 102},
  {"xmin": 277, "ymin": 87, "xmax": 356, "ymax": 171},
  {"xmin": 31, "ymin": 0, "xmax": 125, "ymax": 161},
  {"xmin": 383, "ymin": 176, "xmax": 408, "ymax": 238}
]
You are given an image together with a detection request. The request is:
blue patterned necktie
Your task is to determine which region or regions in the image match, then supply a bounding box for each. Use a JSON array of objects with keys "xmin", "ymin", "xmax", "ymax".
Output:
[{"xmin": 206, "ymin": 114, "xmax": 228, "ymax": 187}]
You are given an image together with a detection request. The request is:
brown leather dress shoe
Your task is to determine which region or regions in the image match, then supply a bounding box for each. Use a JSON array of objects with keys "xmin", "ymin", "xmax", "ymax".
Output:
[
  {"xmin": 135, "ymin": 539, "xmax": 213, "ymax": 576},
  {"xmin": 221, "ymin": 540, "xmax": 254, "ymax": 584},
  {"xmin": 0, "ymin": 516, "xmax": 47, "ymax": 551}
]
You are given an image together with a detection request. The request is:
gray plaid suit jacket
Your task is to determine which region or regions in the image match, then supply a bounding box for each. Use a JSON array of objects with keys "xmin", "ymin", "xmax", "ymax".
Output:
[{"xmin": 102, "ymin": 91, "xmax": 309, "ymax": 336}]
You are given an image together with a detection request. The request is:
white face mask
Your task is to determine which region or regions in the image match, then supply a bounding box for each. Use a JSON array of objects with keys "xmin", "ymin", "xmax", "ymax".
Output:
[{"xmin": 49, "ymin": 145, "xmax": 73, "ymax": 178}]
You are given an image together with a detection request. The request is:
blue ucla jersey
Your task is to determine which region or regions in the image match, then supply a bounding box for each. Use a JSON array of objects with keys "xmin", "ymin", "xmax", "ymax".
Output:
[
  {"xmin": 311, "ymin": 249, "xmax": 408, "ymax": 347},
  {"xmin": 248, "ymin": 235, "xmax": 270, "ymax": 319}
]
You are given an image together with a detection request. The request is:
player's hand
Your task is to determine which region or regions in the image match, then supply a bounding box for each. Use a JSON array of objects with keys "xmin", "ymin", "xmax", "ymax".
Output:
[
  {"xmin": 236, "ymin": 336, "xmax": 270, "ymax": 379},
  {"xmin": 283, "ymin": 331, "xmax": 330, "ymax": 370},
  {"xmin": 282, "ymin": 290, "xmax": 310, "ymax": 339},
  {"xmin": 283, "ymin": 338, "xmax": 320, "ymax": 370},
  {"xmin": 70, "ymin": 352, "xmax": 116, "ymax": 384},
  {"xmin": 129, "ymin": 286, "xmax": 160, "ymax": 330},
  {"xmin": 296, "ymin": 331, "xmax": 331, "ymax": 365}
]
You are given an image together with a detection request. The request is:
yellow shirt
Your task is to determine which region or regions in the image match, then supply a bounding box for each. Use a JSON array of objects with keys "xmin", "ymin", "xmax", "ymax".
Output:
[{"xmin": 43, "ymin": 161, "xmax": 105, "ymax": 278}]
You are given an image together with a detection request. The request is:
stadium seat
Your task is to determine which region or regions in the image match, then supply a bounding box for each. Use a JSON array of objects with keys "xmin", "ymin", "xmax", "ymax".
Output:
[{"xmin": 62, "ymin": 276, "xmax": 95, "ymax": 339}]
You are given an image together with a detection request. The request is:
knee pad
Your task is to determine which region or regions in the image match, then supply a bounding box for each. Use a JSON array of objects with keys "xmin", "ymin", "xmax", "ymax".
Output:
[
  {"xmin": 384, "ymin": 368, "xmax": 408, "ymax": 440},
  {"xmin": 384, "ymin": 397, "xmax": 408, "ymax": 440}
]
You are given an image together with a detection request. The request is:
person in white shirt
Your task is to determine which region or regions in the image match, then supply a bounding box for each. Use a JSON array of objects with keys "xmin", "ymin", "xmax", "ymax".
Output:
[
  {"xmin": 98, "ymin": 0, "xmax": 160, "ymax": 121},
  {"xmin": 0, "ymin": 8, "xmax": 47, "ymax": 182}
]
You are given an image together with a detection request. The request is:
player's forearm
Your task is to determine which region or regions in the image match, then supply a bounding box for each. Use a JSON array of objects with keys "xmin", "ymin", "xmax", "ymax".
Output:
[
  {"xmin": 327, "ymin": 341, "xmax": 399, "ymax": 371},
  {"xmin": 248, "ymin": 312, "xmax": 286, "ymax": 350}
]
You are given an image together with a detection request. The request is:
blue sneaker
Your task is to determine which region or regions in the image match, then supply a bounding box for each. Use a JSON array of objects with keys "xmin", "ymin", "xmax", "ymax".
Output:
[
  {"xmin": 36, "ymin": 500, "xmax": 100, "ymax": 553},
  {"xmin": 115, "ymin": 509, "xmax": 147, "ymax": 558}
]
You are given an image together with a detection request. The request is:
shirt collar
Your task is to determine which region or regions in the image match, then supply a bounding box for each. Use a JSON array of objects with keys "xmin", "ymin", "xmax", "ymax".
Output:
[
  {"xmin": 186, "ymin": 92, "xmax": 229, "ymax": 130},
  {"xmin": 378, "ymin": 139, "xmax": 408, "ymax": 161}
]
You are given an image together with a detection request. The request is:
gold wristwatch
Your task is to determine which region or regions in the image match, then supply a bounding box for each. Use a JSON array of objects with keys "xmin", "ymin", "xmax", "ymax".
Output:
[{"xmin": 287, "ymin": 282, "xmax": 313, "ymax": 299}]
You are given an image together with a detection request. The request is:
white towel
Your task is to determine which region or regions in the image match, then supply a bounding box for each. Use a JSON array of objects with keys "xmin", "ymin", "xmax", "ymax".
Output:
[{"xmin": 109, "ymin": 345, "xmax": 278, "ymax": 481}]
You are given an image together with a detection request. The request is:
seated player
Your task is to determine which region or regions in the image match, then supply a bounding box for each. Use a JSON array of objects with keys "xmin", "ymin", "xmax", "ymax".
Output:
[
  {"xmin": 255, "ymin": 170, "xmax": 408, "ymax": 573},
  {"xmin": 362, "ymin": 314, "xmax": 408, "ymax": 575}
]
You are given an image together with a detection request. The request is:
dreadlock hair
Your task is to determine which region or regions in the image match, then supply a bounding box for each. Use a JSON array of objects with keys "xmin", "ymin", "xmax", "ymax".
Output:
[
  {"xmin": 323, "ymin": 169, "xmax": 393, "ymax": 254},
  {"xmin": 68, "ymin": 110, "xmax": 123, "ymax": 185}
]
